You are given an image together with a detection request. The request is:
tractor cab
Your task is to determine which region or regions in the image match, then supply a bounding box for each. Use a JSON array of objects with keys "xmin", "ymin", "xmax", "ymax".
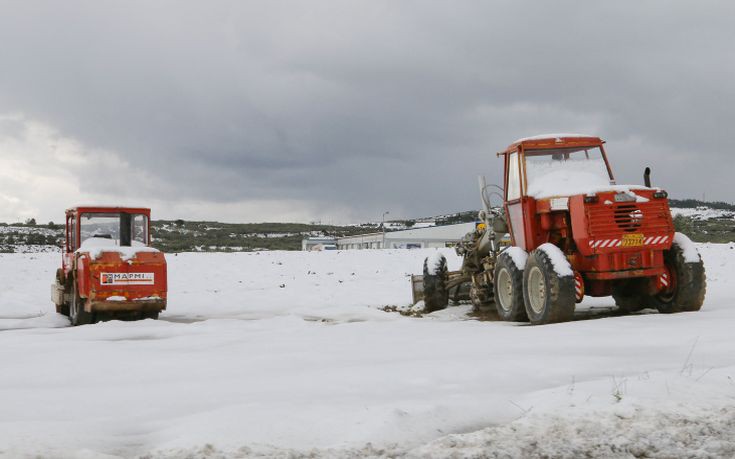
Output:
[
  {"xmin": 502, "ymin": 135, "xmax": 621, "ymax": 251},
  {"xmin": 66, "ymin": 206, "xmax": 149, "ymax": 246}
]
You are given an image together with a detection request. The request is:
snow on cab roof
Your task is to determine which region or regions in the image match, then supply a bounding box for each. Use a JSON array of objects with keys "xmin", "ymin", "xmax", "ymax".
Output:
[
  {"xmin": 513, "ymin": 133, "xmax": 596, "ymax": 143},
  {"xmin": 67, "ymin": 205, "xmax": 151, "ymax": 212}
]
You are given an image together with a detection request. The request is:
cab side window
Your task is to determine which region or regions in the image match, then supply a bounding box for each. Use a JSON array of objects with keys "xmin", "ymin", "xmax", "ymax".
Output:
[
  {"xmin": 68, "ymin": 215, "xmax": 77, "ymax": 251},
  {"xmin": 506, "ymin": 152, "xmax": 521, "ymax": 200}
]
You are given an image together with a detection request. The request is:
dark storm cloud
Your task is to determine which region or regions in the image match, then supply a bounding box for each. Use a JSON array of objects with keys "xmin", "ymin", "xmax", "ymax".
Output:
[{"xmin": 0, "ymin": 1, "xmax": 733, "ymax": 222}]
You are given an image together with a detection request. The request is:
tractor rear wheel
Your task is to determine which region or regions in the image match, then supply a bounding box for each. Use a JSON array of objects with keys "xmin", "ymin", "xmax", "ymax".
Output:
[
  {"xmin": 70, "ymin": 285, "xmax": 94, "ymax": 326},
  {"xmin": 423, "ymin": 254, "xmax": 449, "ymax": 312},
  {"xmin": 493, "ymin": 251, "xmax": 528, "ymax": 322},
  {"xmin": 648, "ymin": 238, "xmax": 706, "ymax": 313},
  {"xmin": 523, "ymin": 247, "xmax": 576, "ymax": 325}
]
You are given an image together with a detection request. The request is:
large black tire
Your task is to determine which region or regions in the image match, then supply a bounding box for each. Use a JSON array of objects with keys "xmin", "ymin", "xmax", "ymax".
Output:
[
  {"xmin": 649, "ymin": 240, "xmax": 706, "ymax": 313},
  {"xmin": 612, "ymin": 278, "xmax": 648, "ymax": 314},
  {"xmin": 142, "ymin": 311, "xmax": 160, "ymax": 320},
  {"xmin": 55, "ymin": 269, "xmax": 70, "ymax": 317},
  {"xmin": 423, "ymin": 254, "xmax": 449, "ymax": 312},
  {"xmin": 493, "ymin": 251, "xmax": 528, "ymax": 322},
  {"xmin": 70, "ymin": 285, "xmax": 94, "ymax": 326},
  {"xmin": 523, "ymin": 247, "xmax": 576, "ymax": 325}
]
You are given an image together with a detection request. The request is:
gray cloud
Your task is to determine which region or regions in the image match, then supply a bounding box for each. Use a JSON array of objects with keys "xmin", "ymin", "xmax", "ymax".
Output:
[{"xmin": 0, "ymin": 1, "xmax": 733, "ymax": 223}]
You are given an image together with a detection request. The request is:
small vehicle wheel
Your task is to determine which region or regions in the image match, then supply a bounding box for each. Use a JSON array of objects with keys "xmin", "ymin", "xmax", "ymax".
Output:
[
  {"xmin": 523, "ymin": 247, "xmax": 576, "ymax": 325},
  {"xmin": 493, "ymin": 251, "xmax": 528, "ymax": 322},
  {"xmin": 55, "ymin": 269, "xmax": 70, "ymax": 316},
  {"xmin": 649, "ymin": 237, "xmax": 706, "ymax": 313},
  {"xmin": 423, "ymin": 254, "xmax": 449, "ymax": 312},
  {"xmin": 70, "ymin": 285, "xmax": 94, "ymax": 326}
]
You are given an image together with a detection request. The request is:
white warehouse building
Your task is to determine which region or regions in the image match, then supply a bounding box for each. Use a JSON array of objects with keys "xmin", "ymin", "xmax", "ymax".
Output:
[{"xmin": 336, "ymin": 222, "xmax": 476, "ymax": 250}]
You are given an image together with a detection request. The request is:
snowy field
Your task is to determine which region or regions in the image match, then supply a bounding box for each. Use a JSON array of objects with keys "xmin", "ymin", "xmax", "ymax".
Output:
[{"xmin": 1, "ymin": 245, "xmax": 735, "ymax": 458}]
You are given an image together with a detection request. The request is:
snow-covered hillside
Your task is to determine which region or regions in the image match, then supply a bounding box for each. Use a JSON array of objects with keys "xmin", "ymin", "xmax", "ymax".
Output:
[
  {"xmin": 1, "ymin": 246, "xmax": 734, "ymax": 458},
  {"xmin": 671, "ymin": 206, "xmax": 735, "ymax": 221}
]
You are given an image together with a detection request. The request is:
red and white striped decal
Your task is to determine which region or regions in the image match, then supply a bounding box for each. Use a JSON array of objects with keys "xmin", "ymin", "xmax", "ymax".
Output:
[
  {"xmin": 643, "ymin": 235, "xmax": 670, "ymax": 245},
  {"xmin": 590, "ymin": 239, "xmax": 621, "ymax": 248},
  {"xmin": 574, "ymin": 272, "xmax": 584, "ymax": 302},
  {"xmin": 589, "ymin": 235, "xmax": 670, "ymax": 249},
  {"xmin": 659, "ymin": 272, "xmax": 670, "ymax": 288}
]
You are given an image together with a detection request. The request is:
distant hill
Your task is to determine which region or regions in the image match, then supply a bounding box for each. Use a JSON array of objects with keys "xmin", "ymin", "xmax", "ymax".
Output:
[
  {"xmin": 152, "ymin": 220, "xmax": 368, "ymax": 252},
  {"xmin": 669, "ymin": 199, "xmax": 735, "ymax": 212},
  {"xmin": 0, "ymin": 221, "xmax": 369, "ymax": 253}
]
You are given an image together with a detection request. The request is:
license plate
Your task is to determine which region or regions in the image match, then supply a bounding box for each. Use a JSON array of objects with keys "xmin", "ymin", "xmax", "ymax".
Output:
[{"xmin": 622, "ymin": 233, "xmax": 644, "ymax": 247}]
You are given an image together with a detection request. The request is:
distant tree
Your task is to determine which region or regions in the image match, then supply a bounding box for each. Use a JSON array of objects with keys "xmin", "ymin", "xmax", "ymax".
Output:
[
  {"xmin": 25, "ymin": 218, "xmax": 36, "ymax": 226},
  {"xmin": 175, "ymin": 219, "xmax": 185, "ymax": 227},
  {"xmin": 48, "ymin": 221, "xmax": 58, "ymax": 229}
]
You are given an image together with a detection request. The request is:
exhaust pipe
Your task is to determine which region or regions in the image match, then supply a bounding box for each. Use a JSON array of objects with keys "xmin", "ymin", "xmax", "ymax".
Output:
[{"xmin": 644, "ymin": 167, "xmax": 651, "ymax": 188}]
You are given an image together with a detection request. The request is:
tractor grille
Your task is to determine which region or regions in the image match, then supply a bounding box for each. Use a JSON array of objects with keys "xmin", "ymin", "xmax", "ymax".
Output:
[
  {"xmin": 586, "ymin": 200, "xmax": 673, "ymax": 240},
  {"xmin": 612, "ymin": 204, "xmax": 644, "ymax": 233}
]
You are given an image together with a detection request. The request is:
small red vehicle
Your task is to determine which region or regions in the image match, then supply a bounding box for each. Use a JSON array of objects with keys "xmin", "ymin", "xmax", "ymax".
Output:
[{"xmin": 51, "ymin": 206, "xmax": 167, "ymax": 325}]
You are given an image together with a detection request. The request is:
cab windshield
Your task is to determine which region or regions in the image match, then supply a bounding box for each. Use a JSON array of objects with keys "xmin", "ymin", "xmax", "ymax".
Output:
[
  {"xmin": 79, "ymin": 213, "xmax": 149, "ymax": 248},
  {"xmin": 524, "ymin": 147, "xmax": 613, "ymax": 198}
]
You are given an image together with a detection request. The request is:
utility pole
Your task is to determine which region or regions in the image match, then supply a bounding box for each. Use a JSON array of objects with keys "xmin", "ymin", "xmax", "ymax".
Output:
[{"xmin": 381, "ymin": 211, "xmax": 390, "ymax": 249}]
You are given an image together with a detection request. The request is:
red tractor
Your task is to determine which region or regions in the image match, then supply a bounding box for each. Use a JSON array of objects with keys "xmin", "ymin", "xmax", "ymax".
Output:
[
  {"xmin": 51, "ymin": 206, "xmax": 168, "ymax": 325},
  {"xmin": 416, "ymin": 134, "xmax": 706, "ymax": 324}
]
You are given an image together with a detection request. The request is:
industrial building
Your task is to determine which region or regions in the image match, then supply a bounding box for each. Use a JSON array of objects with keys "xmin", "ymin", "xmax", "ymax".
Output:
[
  {"xmin": 335, "ymin": 222, "xmax": 475, "ymax": 250},
  {"xmin": 301, "ymin": 236, "xmax": 338, "ymax": 251}
]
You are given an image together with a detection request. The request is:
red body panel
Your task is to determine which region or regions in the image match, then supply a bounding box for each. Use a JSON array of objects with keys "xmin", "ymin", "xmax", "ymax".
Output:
[
  {"xmin": 76, "ymin": 251, "xmax": 167, "ymax": 304},
  {"xmin": 499, "ymin": 135, "xmax": 675, "ymax": 297}
]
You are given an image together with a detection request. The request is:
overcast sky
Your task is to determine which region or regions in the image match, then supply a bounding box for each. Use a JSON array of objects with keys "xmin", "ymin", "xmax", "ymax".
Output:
[{"xmin": 1, "ymin": 1, "xmax": 733, "ymax": 224}]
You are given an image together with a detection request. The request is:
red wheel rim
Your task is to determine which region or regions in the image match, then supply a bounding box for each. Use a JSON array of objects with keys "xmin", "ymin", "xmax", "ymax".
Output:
[{"xmin": 656, "ymin": 264, "xmax": 677, "ymax": 301}]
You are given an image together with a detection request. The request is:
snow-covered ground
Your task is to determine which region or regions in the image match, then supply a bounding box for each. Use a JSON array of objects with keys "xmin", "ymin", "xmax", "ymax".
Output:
[{"xmin": 1, "ymin": 245, "xmax": 735, "ymax": 458}]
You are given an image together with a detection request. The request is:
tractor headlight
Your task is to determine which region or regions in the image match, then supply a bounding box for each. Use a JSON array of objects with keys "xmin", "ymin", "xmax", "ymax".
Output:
[
  {"xmin": 653, "ymin": 190, "xmax": 668, "ymax": 199},
  {"xmin": 584, "ymin": 195, "xmax": 599, "ymax": 204}
]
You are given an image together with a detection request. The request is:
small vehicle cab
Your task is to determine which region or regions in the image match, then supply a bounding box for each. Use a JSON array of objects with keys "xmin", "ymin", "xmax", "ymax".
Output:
[
  {"xmin": 51, "ymin": 206, "xmax": 167, "ymax": 325},
  {"xmin": 495, "ymin": 134, "xmax": 705, "ymax": 323}
]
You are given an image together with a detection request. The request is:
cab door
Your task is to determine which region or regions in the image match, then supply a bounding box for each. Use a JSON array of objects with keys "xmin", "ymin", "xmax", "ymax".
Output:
[{"xmin": 504, "ymin": 150, "xmax": 527, "ymax": 249}]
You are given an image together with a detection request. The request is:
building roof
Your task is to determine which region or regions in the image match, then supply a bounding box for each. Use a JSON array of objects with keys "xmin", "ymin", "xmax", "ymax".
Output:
[
  {"xmin": 385, "ymin": 222, "xmax": 475, "ymax": 240},
  {"xmin": 337, "ymin": 222, "xmax": 475, "ymax": 243}
]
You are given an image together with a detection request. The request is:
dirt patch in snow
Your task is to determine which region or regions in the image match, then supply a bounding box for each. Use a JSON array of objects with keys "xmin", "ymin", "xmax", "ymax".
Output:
[
  {"xmin": 138, "ymin": 406, "xmax": 735, "ymax": 458},
  {"xmin": 409, "ymin": 405, "xmax": 735, "ymax": 459}
]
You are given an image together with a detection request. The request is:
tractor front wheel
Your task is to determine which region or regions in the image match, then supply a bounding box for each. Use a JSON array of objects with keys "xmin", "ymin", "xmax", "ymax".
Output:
[
  {"xmin": 493, "ymin": 250, "xmax": 528, "ymax": 322},
  {"xmin": 523, "ymin": 247, "xmax": 576, "ymax": 325},
  {"xmin": 70, "ymin": 286, "xmax": 94, "ymax": 326}
]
